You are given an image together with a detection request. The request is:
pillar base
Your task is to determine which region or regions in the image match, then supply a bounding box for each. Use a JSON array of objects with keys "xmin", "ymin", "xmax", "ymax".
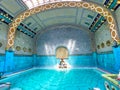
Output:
[
  {"xmin": 5, "ymin": 50, "xmax": 14, "ymax": 73},
  {"xmin": 113, "ymin": 46, "xmax": 120, "ymax": 72}
]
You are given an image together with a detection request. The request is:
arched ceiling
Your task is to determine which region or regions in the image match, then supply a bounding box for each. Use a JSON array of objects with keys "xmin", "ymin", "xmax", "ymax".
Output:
[
  {"xmin": 23, "ymin": 8, "xmax": 97, "ymax": 33},
  {"xmin": 0, "ymin": 0, "xmax": 120, "ymax": 38}
]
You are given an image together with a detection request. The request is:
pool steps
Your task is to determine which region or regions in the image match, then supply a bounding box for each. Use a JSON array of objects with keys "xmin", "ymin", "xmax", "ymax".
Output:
[
  {"xmin": 0, "ymin": 82, "xmax": 10, "ymax": 90},
  {"xmin": 0, "ymin": 82, "xmax": 22, "ymax": 90}
]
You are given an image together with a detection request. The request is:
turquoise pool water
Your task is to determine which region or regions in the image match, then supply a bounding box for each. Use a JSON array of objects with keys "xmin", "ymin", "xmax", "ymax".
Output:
[{"xmin": 0, "ymin": 68, "xmax": 106, "ymax": 90}]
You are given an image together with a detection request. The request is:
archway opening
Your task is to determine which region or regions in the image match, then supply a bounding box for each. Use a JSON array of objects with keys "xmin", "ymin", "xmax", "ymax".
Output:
[
  {"xmin": 56, "ymin": 46, "xmax": 68, "ymax": 59},
  {"xmin": 56, "ymin": 46, "xmax": 71, "ymax": 69}
]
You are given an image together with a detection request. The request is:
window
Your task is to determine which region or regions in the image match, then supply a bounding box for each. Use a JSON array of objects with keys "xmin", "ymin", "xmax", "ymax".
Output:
[{"xmin": 22, "ymin": 0, "xmax": 82, "ymax": 9}]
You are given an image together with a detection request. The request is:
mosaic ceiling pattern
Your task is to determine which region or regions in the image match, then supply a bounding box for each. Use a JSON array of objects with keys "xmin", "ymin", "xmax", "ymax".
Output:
[{"xmin": 0, "ymin": 0, "xmax": 120, "ymax": 38}]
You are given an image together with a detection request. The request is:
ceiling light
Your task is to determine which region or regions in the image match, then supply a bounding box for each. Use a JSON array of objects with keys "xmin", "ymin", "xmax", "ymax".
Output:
[
  {"xmin": 1, "ymin": 19, "xmax": 4, "ymax": 21},
  {"xmin": 118, "ymin": 1, "xmax": 120, "ymax": 4}
]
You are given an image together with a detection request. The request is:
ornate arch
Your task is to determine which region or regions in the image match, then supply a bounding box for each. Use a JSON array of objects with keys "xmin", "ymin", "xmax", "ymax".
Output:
[{"xmin": 6, "ymin": 1, "xmax": 120, "ymax": 49}]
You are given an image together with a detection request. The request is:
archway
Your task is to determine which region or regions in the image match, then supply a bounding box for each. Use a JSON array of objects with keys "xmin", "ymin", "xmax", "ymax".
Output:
[
  {"xmin": 56, "ymin": 46, "xmax": 69, "ymax": 59},
  {"xmin": 56, "ymin": 46, "xmax": 69, "ymax": 69},
  {"xmin": 6, "ymin": 1, "xmax": 120, "ymax": 50}
]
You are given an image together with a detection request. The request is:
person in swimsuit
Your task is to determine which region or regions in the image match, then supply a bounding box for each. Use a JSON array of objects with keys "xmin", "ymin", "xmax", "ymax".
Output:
[{"xmin": 59, "ymin": 58, "xmax": 67, "ymax": 68}]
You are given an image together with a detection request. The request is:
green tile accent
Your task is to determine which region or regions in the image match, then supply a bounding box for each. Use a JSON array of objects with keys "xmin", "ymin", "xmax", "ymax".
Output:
[
  {"xmin": 91, "ymin": 16, "xmax": 106, "ymax": 32},
  {"xmin": 109, "ymin": 0, "xmax": 117, "ymax": 9},
  {"xmin": 85, "ymin": 22, "xmax": 90, "ymax": 26},
  {"xmin": 88, "ymin": 15, "xmax": 94, "ymax": 19},
  {"xmin": 27, "ymin": 22, "xmax": 31, "ymax": 26}
]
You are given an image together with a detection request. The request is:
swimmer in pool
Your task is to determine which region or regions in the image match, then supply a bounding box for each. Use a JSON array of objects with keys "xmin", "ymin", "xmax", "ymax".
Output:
[{"xmin": 59, "ymin": 58, "xmax": 67, "ymax": 68}]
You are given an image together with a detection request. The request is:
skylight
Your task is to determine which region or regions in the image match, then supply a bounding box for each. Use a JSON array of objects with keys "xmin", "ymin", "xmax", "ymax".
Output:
[{"xmin": 22, "ymin": 0, "xmax": 82, "ymax": 9}]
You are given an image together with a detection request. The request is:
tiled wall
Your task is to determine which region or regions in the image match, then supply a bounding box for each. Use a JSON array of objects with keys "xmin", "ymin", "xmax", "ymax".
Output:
[
  {"xmin": 95, "ymin": 22, "xmax": 112, "ymax": 53},
  {"xmin": 113, "ymin": 46, "xmax": 120, "ymax": 73},
  {"xmin": 4, "ymin": 55, "xmax": 34, "ymax": 74},
  {"xmin": 94, "ymin": 19, "xmax": 118, "ymax": 73},
  {"xmin": 14, "ymin": 31, "xmax": 34, "ymax": 55},
  {"xmin": 115, "ymin": 6, "xmax": 120, "ymax": 34},
  {"xmin": 1, "ymin": 52, "xmax": 117, "ymax": 74},
  {"xmin": 96, "ymin": 52, "xmax": 117, "ymax": 73},
  {"xmin": 36, "ymin": 56, "xmax": 57, "ymax": 67},
  {"xmin": 0, "ymin": 22, "xmax": 8, "ymax": 54},
  {"xmin": 0, "ymin": 21, "xmax": 34, "ymax": 74},
  {"xmin": 0, "ymin": 54, "xmax": 5, "ymax": 72},
  {"xmin": 36, "ymin": 54, "xmax": 95, "ymax": 68},
  {"xmin": 13, "ymin": 55, "xmax": 34, "ymax": 72},
  {"xmin": 0, "ymin": 21, "xmax": 34, "ymax": 55},
  {"xmin": 36, "ymin": 25, "xmax": 92, "ymax": 55},
  {"xmin": 68, "ymin": 55, "xmax": 95, "ymax": 67}
]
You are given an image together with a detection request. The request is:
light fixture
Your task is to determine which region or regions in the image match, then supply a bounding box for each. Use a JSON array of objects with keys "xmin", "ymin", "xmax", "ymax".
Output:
[
  {"xmin": 118, "ymin": 0, "xmax": 120, "ymax": 4},
  {"xmin": 1, "ymin": 19, "xmax": 4, "ymax": 21}
]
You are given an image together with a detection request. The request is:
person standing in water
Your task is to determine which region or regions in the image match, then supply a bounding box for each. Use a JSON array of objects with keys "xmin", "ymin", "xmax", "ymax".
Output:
[{"xmin": 59, "ymin": 58, "xmax": 67, "ymax": 68}]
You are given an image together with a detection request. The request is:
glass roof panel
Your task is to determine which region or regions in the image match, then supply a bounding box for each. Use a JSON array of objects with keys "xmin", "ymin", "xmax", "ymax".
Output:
[{"xmin": 22, "ymin": 0, "xmax": 82, "ymax": 9}]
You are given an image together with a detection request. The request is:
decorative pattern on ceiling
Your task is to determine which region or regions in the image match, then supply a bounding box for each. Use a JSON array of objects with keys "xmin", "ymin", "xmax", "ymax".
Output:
[
  {"xmin": 23, "ymin": 8, "xmax": 97, "ymax": 32},
  {"xmin": 0, "ymin": 0, "xmax": 119, "ymax": 36},
  {"xmin": 89, "ymin": 0, "xmax": 120, "ymax": 32},
  {"xmin": 0, "ymin": 8, "xmax": 36, "ymax": 38},
  {"xmin": 104, "ymin": 0, "xmax": 120, "ymax": 11},
  {"xmin": 21, "ymin": 0, "xmax": 120, "ymax": 32},
  {"xmin": 0, "ymin": 0, "xmax": 120, "ymax": 49},
  {"xmin": 0, "ymin": 9, "xmax": 13, "ymax": 24},
  {"xmin": 0, "ymin": 1, "xmax": 97, "ymax": 37},
  {"xmin": 6, "ymin": 1, "xmax": 120, "ymax": 50}
]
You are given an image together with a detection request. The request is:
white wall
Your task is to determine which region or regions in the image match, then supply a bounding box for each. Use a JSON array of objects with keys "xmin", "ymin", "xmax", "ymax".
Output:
[
  {"xmin": 115, "ymin": 7, "xmax": 120, "ymax": 35},
  {"xmin": 14, "ymin": 30, "xmax": 34, "ymax": 55},
  {"xmin": 95, "ymin": 22, "xmax": 113, "ymax": 53},
  {"xmin": 0, "ymin": 22, "xmax": 8, "ymax": 54},
  {"xmin": 0, "ymin": 21, "xmax": 34, "ymax": 55}
]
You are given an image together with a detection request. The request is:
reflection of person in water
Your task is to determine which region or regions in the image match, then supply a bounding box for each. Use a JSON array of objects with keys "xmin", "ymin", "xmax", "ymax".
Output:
[{"xmin": 59, "ymin": 58, "xmax": 67, "ymax": 68}]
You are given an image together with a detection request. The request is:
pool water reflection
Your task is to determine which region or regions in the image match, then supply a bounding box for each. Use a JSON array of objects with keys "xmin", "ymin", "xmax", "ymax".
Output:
[{"xmin": 0, "ymin": 69, "xmax": 106, "ymax": 90}]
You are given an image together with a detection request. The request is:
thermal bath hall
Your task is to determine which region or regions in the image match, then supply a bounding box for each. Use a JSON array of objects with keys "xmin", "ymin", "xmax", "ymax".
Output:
[{"xmin": 0, "ymin": 0, "xmax": 120, "ymax": 90}]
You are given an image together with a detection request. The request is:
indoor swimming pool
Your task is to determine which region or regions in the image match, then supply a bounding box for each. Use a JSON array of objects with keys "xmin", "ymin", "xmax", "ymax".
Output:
[
  {"xmin": 0, "ymin": 68, "xmax": 106, "ymax": 90},
  {"xmin": 1, "ymin": 0, "xmax": 120, "ymax": 90}
]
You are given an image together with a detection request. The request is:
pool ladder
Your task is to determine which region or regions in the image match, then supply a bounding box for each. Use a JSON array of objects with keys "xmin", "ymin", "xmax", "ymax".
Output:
[{"xmin": 0, "ymin": 82, "xmax": 11, "ymax": 90}]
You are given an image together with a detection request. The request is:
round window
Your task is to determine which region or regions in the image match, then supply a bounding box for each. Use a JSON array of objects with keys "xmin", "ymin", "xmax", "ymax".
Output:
[
  {"xmin": 16, "ymin": 46, "xmax": 21, "ymax": 51},
  {"xmin": 28, "ymin": 48, "xmax": 32, "ymax": 52},
  {"xmin": 101, "ymin": 42, "xmax": 105, "ymax": 48},
  {"xmin": 23, "ymin": 47, "xmax": 27, "ymax": 52},
  {"xmin": 97, "ymin": 45, "xmax": 100, "ymax": 49},
  {"xmin": 106, "ymin": 40, "xmax": 111, "ymax": 46}
]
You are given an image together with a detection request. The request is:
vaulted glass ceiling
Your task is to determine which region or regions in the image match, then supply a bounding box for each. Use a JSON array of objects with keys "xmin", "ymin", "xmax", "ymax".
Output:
[{"xmin": 22, "ymin": 0, "xmax": 82, "ymax": 9}]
